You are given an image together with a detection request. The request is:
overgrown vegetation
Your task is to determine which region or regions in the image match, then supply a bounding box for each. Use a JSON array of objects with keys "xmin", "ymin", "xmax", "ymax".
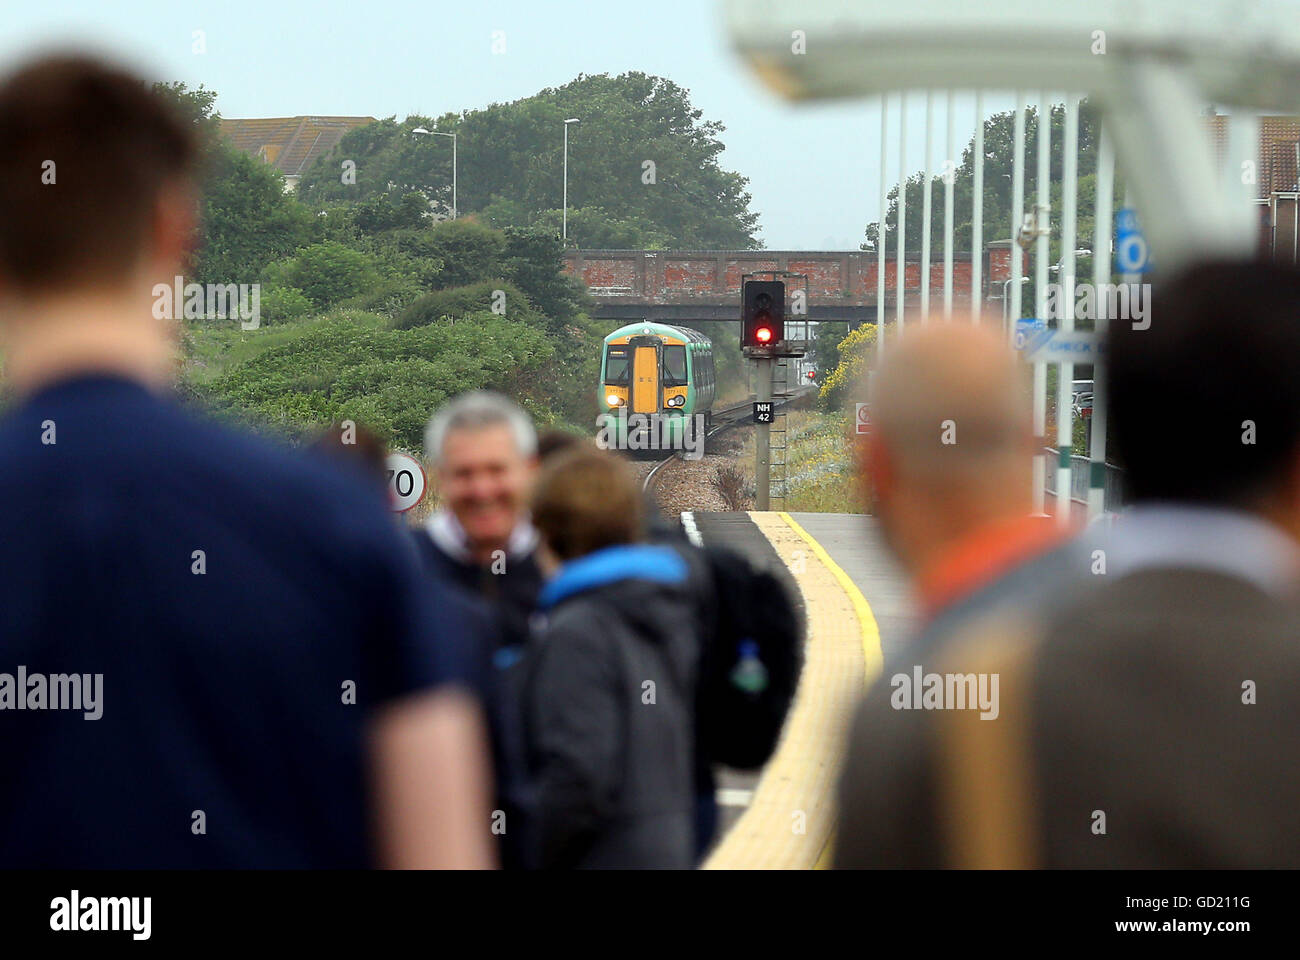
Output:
[
  {"xmin": 818, "ymin": 323, "xmax": 878, "ymax": 414},
  {"xmin": 734, "ymin": 409, "xmax": 866, "ymax": 514}
]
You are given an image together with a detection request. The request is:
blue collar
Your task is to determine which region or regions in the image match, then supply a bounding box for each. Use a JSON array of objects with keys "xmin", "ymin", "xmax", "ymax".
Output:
[{"xmin": 538, "ymin": 544, "xmax": 688, "ymax": 609}]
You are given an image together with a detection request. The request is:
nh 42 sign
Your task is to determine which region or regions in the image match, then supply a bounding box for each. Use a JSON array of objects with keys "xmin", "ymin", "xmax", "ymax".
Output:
[{"xmin": 753, "ymin": 401, "xmax": 774, "ymax": 424}]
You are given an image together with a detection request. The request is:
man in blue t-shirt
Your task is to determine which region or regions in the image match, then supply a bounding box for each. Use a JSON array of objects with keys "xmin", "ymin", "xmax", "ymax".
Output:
[{"xmin": 0, "ymin": 54, "xmax": 494, "ymax": 868}]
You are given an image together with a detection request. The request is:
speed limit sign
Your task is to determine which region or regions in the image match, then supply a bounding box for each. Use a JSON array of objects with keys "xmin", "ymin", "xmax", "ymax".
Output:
[{"xmin": 385, "ymin": 452, "xmax": 427, "ymax": 513}]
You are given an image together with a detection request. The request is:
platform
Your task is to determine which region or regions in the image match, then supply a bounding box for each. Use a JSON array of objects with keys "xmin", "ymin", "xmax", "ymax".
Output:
[{"xmin": 689, "ymin": 510, "xmax": 916, "ymax": 868}]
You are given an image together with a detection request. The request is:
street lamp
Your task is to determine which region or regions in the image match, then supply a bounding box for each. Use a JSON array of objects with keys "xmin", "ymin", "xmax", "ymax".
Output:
[
  {"xmin": 1002, "ymin": 276, "xmax": 1029, "ymax": 332},
  {"xmin": 563, "ymin": 118, "xmax": 580, "ymax": 242},
  {"xmin": 412, "ymin": 127, "xmax": 457, "ymax": 220}
]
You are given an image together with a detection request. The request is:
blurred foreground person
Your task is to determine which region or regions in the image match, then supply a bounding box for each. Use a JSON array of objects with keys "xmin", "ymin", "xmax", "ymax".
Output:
[
  {"xmin": 0, "ymin": 55, "xmax": 492, "ymax": 869},
  {"xmin": 525, "ymin": 448, "xmax": 700, "ymax": 868},
  {"xmin": 418, "ymin": 392, "xmax": 544, "ymax": 654},
  {"xmin": 837, "ymin": 260, "xmax": 1300, "ymax": 867},
  {"xmin": 308, "ymin": 422, "xmax": 391, "ymax": 498},
  {"xmin": 861, "ymin": 321, "xmax": 1077, "ymax": 659}
]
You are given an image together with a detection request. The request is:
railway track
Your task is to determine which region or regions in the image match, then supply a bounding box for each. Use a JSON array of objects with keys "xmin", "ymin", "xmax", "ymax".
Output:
[{"xmin": 642, "ymin": 388, "xmax": 814, "ymax": 493}]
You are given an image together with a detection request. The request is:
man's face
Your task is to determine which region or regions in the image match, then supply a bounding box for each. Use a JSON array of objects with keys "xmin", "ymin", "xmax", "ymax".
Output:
[{"xmin": 436, "ymin": 425, "xmax": 536, "ymax": 552}]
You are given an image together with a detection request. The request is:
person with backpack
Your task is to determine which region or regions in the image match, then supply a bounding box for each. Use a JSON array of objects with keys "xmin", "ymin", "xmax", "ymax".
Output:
[
  {"xmin": 688, "ymin": 544, "xmax": 803, "ymax": 855},
  {"xmin": 523, "ymin": 447, "xmax": 701, "ymax": 868}
]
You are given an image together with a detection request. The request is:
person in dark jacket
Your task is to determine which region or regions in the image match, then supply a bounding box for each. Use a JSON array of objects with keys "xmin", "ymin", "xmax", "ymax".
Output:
[
  {"xmin": 0, "ymin": 54, "xmax": 493, "ymax": 869},
  {"xmin": 525, "ymin": 448, "xmax": 700, "ymax": 869}
]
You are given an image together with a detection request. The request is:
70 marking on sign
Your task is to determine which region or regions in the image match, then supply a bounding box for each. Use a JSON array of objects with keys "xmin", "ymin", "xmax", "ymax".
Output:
[{"xmin": 384, "ymin": 452, "xmax": 427, "ymax": 513}]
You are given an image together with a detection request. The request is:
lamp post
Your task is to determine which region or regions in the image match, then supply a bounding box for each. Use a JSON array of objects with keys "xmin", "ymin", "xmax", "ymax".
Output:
[
  {"xmin": 412, "ymin": 127, "xmax": 457, "ymax": 220},
  {"xmin": 563, "ymin": 118, "xmax": 580, "ymax": 242},
  {"xmin": 1002, "ymin": 276, "xmax": 1029, "ymax": 334}
]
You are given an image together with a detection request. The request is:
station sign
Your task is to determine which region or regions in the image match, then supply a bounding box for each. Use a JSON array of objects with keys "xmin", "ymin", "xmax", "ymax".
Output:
[
  {"xmin": 1022, "ymin": 329, "xmax": 1106, "ymax": 364},
  {"xmin": 1115, "ymin": 207, "xmax": 1151, "ymax": 274}
]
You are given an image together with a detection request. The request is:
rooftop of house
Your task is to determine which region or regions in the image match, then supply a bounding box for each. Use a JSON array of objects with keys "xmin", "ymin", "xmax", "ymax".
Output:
[{"xmin": 218, "ymin": 116, "xmax": 377, "ymax": 180}]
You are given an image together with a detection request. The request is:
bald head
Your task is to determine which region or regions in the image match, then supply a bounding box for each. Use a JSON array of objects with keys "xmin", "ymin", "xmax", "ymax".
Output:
[
  {"xmin": 872, "ymin": 321, "xmax": 1029, "ymax": 486},
  {"xmin": 863, "ymin": 319, "xmax": 1033, "ymax": 576}
]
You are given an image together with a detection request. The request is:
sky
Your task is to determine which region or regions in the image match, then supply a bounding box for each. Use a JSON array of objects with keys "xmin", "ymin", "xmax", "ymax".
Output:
[{"xmin": 0, "ymin": 0, "xmax": 1028, "ymax": 249}]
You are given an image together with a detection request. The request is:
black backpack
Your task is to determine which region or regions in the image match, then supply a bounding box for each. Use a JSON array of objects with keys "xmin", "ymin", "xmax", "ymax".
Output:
[{"xmin": 693, "ymin": 545, "xmax": 803, "ymax": 770}]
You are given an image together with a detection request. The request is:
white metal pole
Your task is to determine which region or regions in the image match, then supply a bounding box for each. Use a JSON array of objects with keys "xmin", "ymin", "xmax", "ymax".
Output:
[
  {"xmin": 896, "ymin": 93, "xmax": 908, "ymax": 338},
  {"xmin": 972, "ymin": 92, "xmax": 984, "ymax": 321},
  {"xmin": 1088, "ymin": 128, "xmax": 1114, "ymax": 520},
  {"xmin": 878, "ymin": 95, "xmax": 889, "ymax": 360},
  {"xmin": 1223, "ymin": 111, "xmax": 1261, "ymax": 245},
  {"xmin": 1033, "ymin": 92, "xmax": 1050, "ymax": 516},
  {"xmin": 451, "ymin": 133, "xmax": 457, "ymax": 220},
  {"xmin": 1056, "ymin": 93, "xmax": 1080, "ymax": 528},
  {"xmin": 1009, "ymin": 93, "xmax": 1026, "ymax": 349},
  {"xmin": 563, "ymin": 122, "xmax": 569, "ymax": 242},
  {"xmin": 943, "ymin": 90, "xmax": 955, "ymax": 320},
  {"xmin": 921, "ymin": 90, "xmax": 933, "ymax": 322}
]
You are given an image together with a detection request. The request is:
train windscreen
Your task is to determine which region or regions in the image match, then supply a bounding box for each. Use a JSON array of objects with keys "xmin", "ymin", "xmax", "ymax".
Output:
[
  {"xmin": 663, "ymin": 344, "xmax": 688, "ymax": 386},
  {"xmin": 604, "ymin": 346, "xmax": 630, "ymax": 384}
]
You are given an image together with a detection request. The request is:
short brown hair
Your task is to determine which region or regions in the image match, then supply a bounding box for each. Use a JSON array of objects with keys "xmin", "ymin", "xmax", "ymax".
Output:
[
  {"xmin": 0, "ymin": 54, "xmax": 199, "ymax": 292},
  {"xmin": 536, "ymin": 429, "xmax": 591, "ymax": 462},
  {"xmin": 309, "ymin": 423, "xmax": 390, "ymax": 488},
  {"xmin": 531, "ymin": 448, "xmax": 644, "ymax": 561}
]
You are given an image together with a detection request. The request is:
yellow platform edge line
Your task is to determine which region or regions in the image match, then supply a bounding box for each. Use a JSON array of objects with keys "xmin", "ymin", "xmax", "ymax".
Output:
[
  {"xmin": 777, "ymin": 512, "xmax": 884, "ymax": 680},
  {"xmin": 777, "ymin": 511, "xmax": 884, "ymax": 870}
]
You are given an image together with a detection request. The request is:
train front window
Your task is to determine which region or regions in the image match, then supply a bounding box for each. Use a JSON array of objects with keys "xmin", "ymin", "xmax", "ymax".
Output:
[
  {"xmin": 663, "ymin": 345, "xmax": 688, "ymax": 386},
  {"xmin": 605, "ymin": 347, "xmax": 630, "ymax": 384}
]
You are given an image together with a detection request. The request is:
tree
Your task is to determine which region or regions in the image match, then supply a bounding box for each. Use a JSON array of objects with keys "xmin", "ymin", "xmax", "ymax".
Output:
[
  {"xmin": 865, "ymin": 100, "xmax": 1119, "ymax": 266},
  {"xmin": 197, "ymin": 147, "xmax": 318, "ymax": 285},
  {"xmin": 152, "ymin": 81, "xmax": 318, "ymax": 285},
  {"xmin": 296, "ymin": 73, "xmax": 761, "ymax": 249},
  {"xmin": 265, "ymin": 241, "xmax": 383, "ymax": 308},
  {"xmin": 818, "ymin": 323, "xmax": 878, "ymax": 413}
]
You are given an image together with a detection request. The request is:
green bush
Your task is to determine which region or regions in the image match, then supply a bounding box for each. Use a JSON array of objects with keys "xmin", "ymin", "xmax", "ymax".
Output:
[
  {"xmin": 266, "ymin": 241, "xmax": 383, "ymax": 308},
  {"xmin": 259, "ymin": 285, "xmax": 314, "ymax": 323},
  {"xmin": 340, "ymin": 275, "xmax": 425, "ymax": 316},
  {"xmin": 203, "ymin": 311, "xmax": 559, "ymax": 452},
  {"xmin": 395, "ymin": 279, "xmax": 541, "ymax": 329}
]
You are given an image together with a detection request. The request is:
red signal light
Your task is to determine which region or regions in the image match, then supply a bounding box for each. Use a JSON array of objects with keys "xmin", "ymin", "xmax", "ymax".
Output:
[{"xmin": 756, "ymin": 326, "xmax": 773, "ymax": 343}]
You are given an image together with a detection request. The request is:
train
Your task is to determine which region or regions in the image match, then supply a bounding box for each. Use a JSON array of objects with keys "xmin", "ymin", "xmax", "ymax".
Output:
[{"xmin": 599, "ymin": 322, "xmax": 716, "ymax": 450}]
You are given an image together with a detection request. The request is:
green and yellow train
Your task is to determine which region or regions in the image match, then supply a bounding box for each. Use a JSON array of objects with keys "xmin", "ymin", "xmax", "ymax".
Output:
[{"xmin": 599, "ymin": 322, "xmax": 716, "ymax": 449}]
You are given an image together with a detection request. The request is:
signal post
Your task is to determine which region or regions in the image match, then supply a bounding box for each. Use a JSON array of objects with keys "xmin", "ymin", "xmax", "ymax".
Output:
[{"xmin": 741, "ymin": 275, "xmax": 804, "ymax": 510}]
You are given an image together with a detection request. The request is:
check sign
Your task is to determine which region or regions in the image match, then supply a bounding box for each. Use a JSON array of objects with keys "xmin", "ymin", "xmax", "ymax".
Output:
[
  {"xmin": 753, "ymin": 401, "xmax": 774, "ymax": 423},
  {"xmin": 1023, "ymin": 330, "xmax": 1105, "ymax": 364}
]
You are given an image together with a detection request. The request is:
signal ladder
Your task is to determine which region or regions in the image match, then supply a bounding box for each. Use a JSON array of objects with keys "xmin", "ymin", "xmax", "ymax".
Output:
[{"xmin": 768, "ymin": 359, "xmax": 793, "ymax": 509}]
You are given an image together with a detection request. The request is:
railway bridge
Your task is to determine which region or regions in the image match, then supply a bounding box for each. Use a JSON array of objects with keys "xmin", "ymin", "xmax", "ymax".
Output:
[{"xmin": 562, "ymin": 246, "xmax": 1016, "ymax": 325}]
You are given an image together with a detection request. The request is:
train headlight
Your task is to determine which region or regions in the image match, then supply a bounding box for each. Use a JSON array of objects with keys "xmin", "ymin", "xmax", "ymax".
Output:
[
  {"xmin": 606, "ymin": 394, "xmax": 624, "ymax": 407},
  {"xmin": 666, "ymin": 395, "xmax": 685, "ymax": 407}
]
